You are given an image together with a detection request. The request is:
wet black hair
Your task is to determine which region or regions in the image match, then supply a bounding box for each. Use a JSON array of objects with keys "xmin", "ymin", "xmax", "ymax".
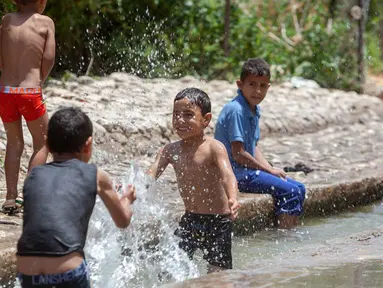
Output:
[
  {"xmin": 47, "ymin": 107, "xmax": 93, "ymax": 154},
  {"xmin": 240, "ymin": 58, "xmax": 271, "ymax": 81},
  {"xmin": 174, "ymin": 87, "xmax": 211, "ymax": 116}
]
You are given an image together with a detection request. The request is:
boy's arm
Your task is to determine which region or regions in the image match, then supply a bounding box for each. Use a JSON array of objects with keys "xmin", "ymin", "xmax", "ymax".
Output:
[
  {"xmin": 232, "ymin": 142, "xmax": 286, "ymax": 179},
  {"xmin": 255, "ymin": 144, "xmax": 286, "ymax": 179},
  {"xmin": 146, "ymin": 145, "xmax": 170, "ymax": 180},
  {"xmin": 212, "ymin": 140, "xmax": 239, "ymax": 219},
  {"xmin": 28, "ymin": 145, "xmax": 49, "ymax": 172},
  {"xmin": 232, "ymin": 141, "xmax": 271, "ymax": 172},
  {"xmin": 41, "ymin": 17, "xmax": 55, "ymax": 83},
  {"xmin": 97, "ymin": 169, "xmax": 136, "ymax": 228},
  {"xmin": 254, "ymin": 143, "xmax": 273, "ymax": 171},
  {"xmin": 225, "ymin": 110, "xmax": 270, "ymax": 172}
]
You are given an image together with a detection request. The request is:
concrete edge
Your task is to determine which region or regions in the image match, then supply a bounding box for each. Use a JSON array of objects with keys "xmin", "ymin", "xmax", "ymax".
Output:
[
  {"xmin": 234, "ymin": 176, "xmax": 383, "ymax": 235},
  {"xmin": 0, "ymin": 247, "xmax": 17, "ymax": 287}
]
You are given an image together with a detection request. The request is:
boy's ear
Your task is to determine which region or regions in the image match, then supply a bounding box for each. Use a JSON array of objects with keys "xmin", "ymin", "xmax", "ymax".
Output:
[
  {"xmin": 203, "ymin": 112, "xmax": 212, "ymax": 127},
  {"xmin": 236, "ymin": 80, "xmax": 244, "ymax": 90},
  {"xmin": 83, "ymin": 136, "xmax": 93, "ymax": 153}
]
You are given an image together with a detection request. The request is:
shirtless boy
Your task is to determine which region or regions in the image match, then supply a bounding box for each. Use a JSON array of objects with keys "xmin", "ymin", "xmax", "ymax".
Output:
[
  {"xmin": 148, "ymin": 88, "xmax": 239, "ymax": 273},
  {"xmin": 17, "ymin": 107, "xmax": 136, "ymax": 288},
  {"xmin": 0, "ymin": 0, "xmax": 55, "ymax": 211}
]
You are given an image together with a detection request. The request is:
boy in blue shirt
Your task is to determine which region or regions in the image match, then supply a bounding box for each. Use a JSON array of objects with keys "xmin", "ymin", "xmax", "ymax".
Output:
[{"xmin": 215, "ymin": 58, "xmax": 305, "ymax": 229}]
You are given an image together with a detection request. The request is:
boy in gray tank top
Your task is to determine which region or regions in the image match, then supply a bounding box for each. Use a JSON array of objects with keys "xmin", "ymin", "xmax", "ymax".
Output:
[{"xmin": 16, "ymin": 107, "xmax": 136, "ymax": 288}]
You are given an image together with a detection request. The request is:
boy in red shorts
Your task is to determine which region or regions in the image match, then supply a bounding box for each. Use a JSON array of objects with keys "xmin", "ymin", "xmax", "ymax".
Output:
[{"xmin": 0, "ymin": 0, "xmax": 55, "ymax": 212}]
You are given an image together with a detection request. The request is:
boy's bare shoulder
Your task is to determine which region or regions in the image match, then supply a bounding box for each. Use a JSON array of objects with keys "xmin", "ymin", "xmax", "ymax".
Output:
[
  {"xmin": 206, "ymin": 136, "xmax": 226, "ymax": 151},
  {"xmin": 162, "ymin": 141, "xmax": 180, "ymax": 155},
  {"xmin": 34, "ymin": 14, "xmax": 55, "ymax": 27},
  {"xmin": 1, "ymin": 13, "xmax": 11, "ymax": 24}
]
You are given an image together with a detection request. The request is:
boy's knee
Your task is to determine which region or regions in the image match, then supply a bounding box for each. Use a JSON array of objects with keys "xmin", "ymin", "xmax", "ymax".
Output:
[
  {"xmin": 296, "ymin": 183, "xmax": 306, "ymax": 203},
  {"xmin": 298, "ymin": 182, "xmax": 306, "ymax": 193}
]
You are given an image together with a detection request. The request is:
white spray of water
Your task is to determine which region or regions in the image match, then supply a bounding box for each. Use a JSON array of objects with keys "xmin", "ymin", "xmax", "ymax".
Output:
[{"xmin": 86, "ymin": 162, "xmax": 199, "ymax": 287}]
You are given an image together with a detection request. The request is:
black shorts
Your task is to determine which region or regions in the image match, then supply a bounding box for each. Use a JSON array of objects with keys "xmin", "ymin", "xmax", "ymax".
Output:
[{"xmin": 174, "ymin": 212, "xmax": 233, "ymax": 269}]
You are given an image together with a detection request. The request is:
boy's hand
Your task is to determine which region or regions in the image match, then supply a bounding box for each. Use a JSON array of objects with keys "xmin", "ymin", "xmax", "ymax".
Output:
[
  {"xmin": 269, "ymin": 167, "xmax": 287, "ymax": 180},
  {"xmin": 121, "ymin": 185, "xmax": 136, "ymax": 205},
  {"xmin": 228, "ymin": 198, "xmax": 240, "ymax": 220}
]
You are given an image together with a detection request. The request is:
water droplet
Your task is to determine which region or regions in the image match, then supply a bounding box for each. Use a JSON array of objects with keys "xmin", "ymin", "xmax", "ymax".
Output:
[{"xmin": 173, "ymin": 154, "xmax": 179, "ymax": 161}]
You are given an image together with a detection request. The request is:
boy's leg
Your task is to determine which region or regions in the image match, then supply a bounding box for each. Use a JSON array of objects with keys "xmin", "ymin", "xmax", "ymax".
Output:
[
  {"xmin": 207, "ymin": 264, "xmax": 227, "ymax": 273},
  {"xmin": 204, "ymin": 216, "xmax": 233, "ymax": 273},
  {"xmin": 2, "ymin": 120, "xmax": 24, "ymax": 203},
  {"xmin": 279, "ymin": 178, "xmax": 306, "ymax": 229},
  {"xmin": 286, "ymin": 177, "xmax": 306, "ymax": 204},
  {"xmin": 174, "ymin": 213, "xmax": 198, "ymax": 260},
  {"xmin": 26, "ymin": 112, "xmax": 49, "ymax": 171},
  {"xmin": 238, "ymin": 170, "xmax": 305, "ymax": 229}
]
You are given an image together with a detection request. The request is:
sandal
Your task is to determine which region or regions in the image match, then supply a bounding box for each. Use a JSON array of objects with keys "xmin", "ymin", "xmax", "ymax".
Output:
[
  {"xmin": 1, "ymin": 199, "xmax": 18, "ymax": 214},
  {"xmin": 15, "ymin": 194, "xmax": 24, "ymax": 207}
]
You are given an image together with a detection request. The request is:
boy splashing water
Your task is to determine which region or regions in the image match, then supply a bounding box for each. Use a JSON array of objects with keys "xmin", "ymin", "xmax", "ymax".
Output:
[
  {"xmin": 148, "ymin": 88, "xmax": 239, "ymax": 273},
  {"xmin": 0, "ymin": 0, "xmax": 55, "ymax": 212},
  {"xmin": 17, "ymin": 107, "xmax": 136, "ymax": 288}
]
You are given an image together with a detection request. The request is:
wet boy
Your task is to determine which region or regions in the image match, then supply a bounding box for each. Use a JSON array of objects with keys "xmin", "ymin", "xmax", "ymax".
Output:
[
  {"xmin": 215, "ymin": 58, "xmax": 306, "ymax": 229},
  {"xmin": 16, "ymin": 107, "xmax": 136, "ymax": 288},
  {"xmin": 148, "ymin": 88, "xmax": 239, "ymax": 273},
  {"xmin": 0, "ymin": 0, "xmax": 55, "ymax": 211}
]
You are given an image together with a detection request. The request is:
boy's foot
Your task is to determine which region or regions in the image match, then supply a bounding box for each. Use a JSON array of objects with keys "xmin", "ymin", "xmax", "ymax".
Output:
[{"xmin": 1, "ymin": 199, "xmax": 19, "ymax": 214}]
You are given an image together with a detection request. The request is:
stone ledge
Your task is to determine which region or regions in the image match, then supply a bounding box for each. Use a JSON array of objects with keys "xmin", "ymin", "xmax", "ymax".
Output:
[
  {"xmin": 235, "ymin": 176, "xmax": 383, "ymax": 235},
  {"xmin": 0, "ymin": 247, "xmax": 17, "ymax": 287}
]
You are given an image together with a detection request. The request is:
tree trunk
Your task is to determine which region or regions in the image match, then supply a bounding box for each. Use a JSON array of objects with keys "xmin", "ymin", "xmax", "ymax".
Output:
[
  {"xmin": 224, "ymin": 0, "xmax": 231, "ymax": 57},
  {"xmin": 380, "ymin": 19, "xmax": 383, "ymax": 61},
  {"xmin": 357, "ymin": 0, "xmax": 371, "ymax": 91}
]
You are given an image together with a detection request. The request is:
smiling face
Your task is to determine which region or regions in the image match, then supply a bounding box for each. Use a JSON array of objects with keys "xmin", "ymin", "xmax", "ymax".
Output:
[
  {"xmin": 237, "ymin": 74, "xmax": 270, "ymax": 108},
  {"xmin": 172, "ymin": 98, "xmax": 211, "ymax": 140}
]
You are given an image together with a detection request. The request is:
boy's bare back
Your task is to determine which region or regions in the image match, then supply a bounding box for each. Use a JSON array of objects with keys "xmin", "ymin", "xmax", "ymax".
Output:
[
  {"xmin": 155, "ymin": 136, "xmax": 235, "ymax": 215},
  {"xmin": 0, "ymin": 11, "xmax": 55, "ymax": 86}
]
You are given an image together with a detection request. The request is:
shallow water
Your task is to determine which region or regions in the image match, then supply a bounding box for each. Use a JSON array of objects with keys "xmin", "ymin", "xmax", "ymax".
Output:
[
  {"xmin": 232, "ymin": 202, "xmax": 383, "ymax": 269},
  {"xmin": 270, "ymin": 260, "xmax": 383, "ymax": 288}
]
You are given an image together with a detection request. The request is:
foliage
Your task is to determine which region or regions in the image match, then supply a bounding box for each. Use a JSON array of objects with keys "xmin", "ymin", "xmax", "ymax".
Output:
[{"xmin": 0, "ymin": 0, "xmax": 382, "ymax": 91}]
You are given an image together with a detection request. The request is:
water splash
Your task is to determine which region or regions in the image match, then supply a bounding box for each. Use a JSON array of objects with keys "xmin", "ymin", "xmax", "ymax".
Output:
[{"xmin": 86, "ymin": 163, "xmax": 199, "ymax": 287}]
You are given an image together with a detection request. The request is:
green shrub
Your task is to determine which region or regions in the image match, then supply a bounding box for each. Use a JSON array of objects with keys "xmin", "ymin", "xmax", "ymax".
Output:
[{"xmin": 1, "ymin": 0, "xmax": 381, "ymax": 91}]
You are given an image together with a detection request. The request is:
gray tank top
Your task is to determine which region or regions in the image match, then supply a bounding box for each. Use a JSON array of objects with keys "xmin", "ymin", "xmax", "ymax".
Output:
[{"xmin": 17, "ymin": 159, "xmax": 97, "ymax": 257}]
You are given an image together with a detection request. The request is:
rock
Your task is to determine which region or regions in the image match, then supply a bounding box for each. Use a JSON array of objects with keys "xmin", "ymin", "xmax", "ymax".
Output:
[
  {"xmin": 89, "ymin": 79, "xmax": 117, "ymax": 90},
  {"xmin": 65, "ymin": 82, "xmax": 79, "ymax": 92},
  {"xmin": 363, "ymin": 77, "xmax": 383, "ymax": 99},
  {"xmin": 46, "ymin": 79, "xmax": 64, "ymax": 87},
  {"xmin": 47, "ymin": 87, "xmax": 71, "ymax": 97},
  {"xmin": 77, "ymin": 76, "xmax": 94, "ymax": 85},
  {"xmin": 179, "ymin": 75, "xmax": 197, "ymax": 84},
  {"xmin": 111, "ymin": 132, "xmax": 128, "ymax": 145},
  {"xmin": 290, "ymin": 76, "xmax": 321, "ymax": 89},
  {"xmin": 109, "ymin": 72, "xmax": 140, "ymax": 83},
  {"xmin": 62, "ymin": 71, "xmax": 77, "ymax": 82},
  {"xmin": 93, "ymin": 122, "xmax": 107, "ymax": 135}
]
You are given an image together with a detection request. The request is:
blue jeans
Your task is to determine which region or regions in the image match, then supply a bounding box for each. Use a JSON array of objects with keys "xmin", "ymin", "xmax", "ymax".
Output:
[
  {"xmin": 18, "ymin": 260, "xmax": 90, "ymax": 288},
  {"xmin": 237, "ymin": 170, "xmax": 306, "ymax": 216}
]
